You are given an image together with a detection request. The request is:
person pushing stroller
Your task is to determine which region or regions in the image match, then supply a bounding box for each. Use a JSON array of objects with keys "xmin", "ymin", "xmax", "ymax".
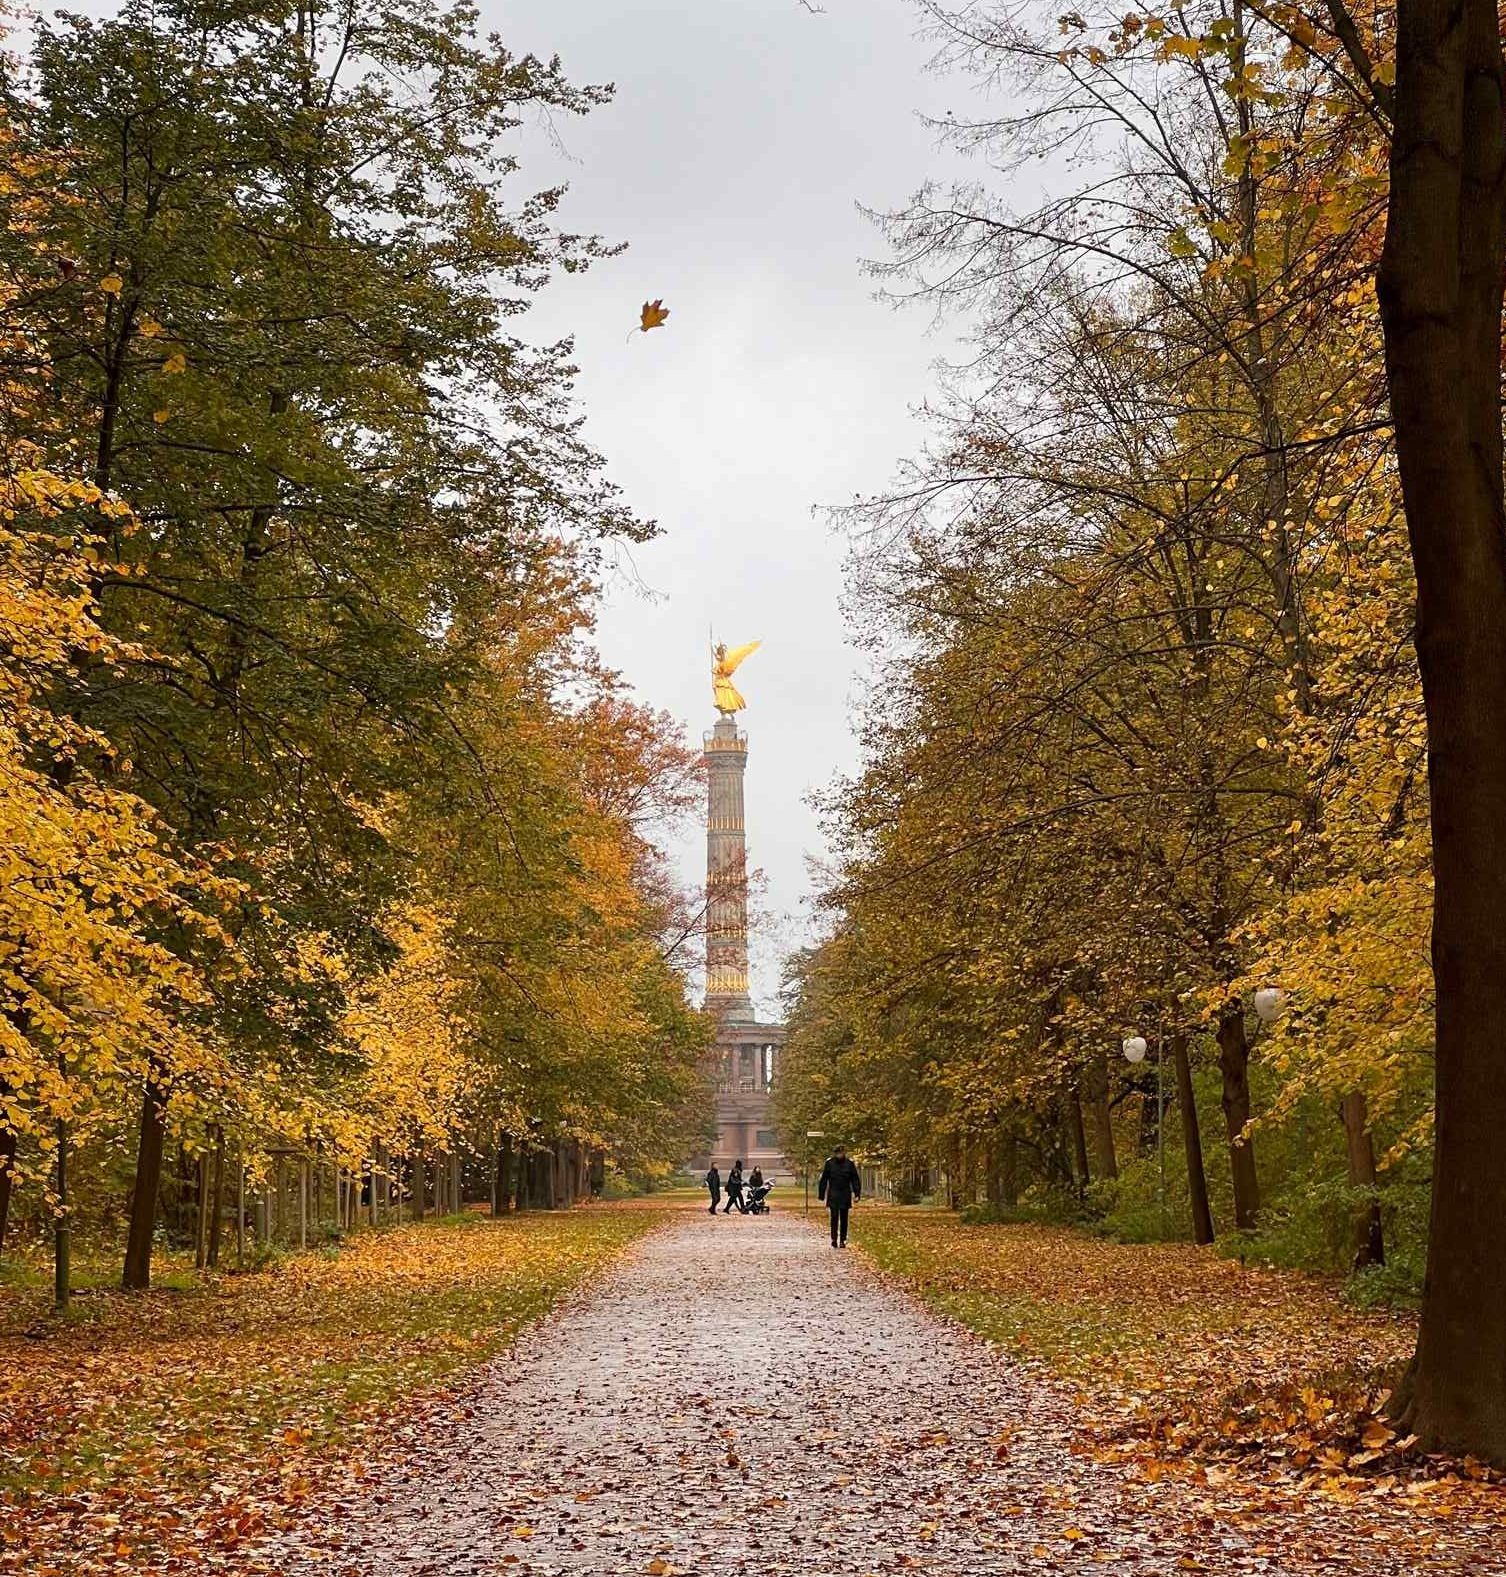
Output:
[{"xmin": 745, "ymin": 1166, "xmax": 773, "ymax": 1215}]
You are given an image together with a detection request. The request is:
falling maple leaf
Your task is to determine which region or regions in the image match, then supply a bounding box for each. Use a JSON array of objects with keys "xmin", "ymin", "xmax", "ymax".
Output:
[{"xmin": 629, "ymin": 299, "xmax": 670, "ymax": 341}]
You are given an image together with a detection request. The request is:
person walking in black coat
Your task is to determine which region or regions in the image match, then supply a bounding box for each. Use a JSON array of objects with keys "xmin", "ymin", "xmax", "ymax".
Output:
[
  {"xmin": 705, "ymin": 1164, "xmax": 722, "ymax": 1215},
  {"xmin": 818, "ymin": 1147, "xmax": 862, "ymax": 1247},
  {"xmin": 723, "ymin": 1160, "xmax": 746, "ymax": 1214}
]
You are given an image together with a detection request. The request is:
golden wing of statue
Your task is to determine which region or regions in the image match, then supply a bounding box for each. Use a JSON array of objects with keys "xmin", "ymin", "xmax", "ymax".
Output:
[{"xmin": 720, "ymin": 640, "xmax": 761, "ymax": 675}]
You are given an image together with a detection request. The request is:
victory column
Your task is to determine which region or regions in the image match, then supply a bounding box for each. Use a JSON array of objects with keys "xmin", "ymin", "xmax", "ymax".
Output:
[{"xmin": 698, "ymin": 640, "xmax": 788, "ymax": 1181}]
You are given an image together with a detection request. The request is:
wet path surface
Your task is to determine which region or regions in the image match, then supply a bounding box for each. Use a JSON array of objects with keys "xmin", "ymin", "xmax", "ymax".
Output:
[{"xmin": 288, "ymin": 1210, "xmax": 1491, "ymax": 1576}]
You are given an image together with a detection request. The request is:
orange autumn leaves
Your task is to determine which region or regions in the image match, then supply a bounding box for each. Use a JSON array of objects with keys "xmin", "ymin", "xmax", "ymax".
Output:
[{"xmin": 857, "ymin": 1211, "xmax": 1505, "ymax": 1515}]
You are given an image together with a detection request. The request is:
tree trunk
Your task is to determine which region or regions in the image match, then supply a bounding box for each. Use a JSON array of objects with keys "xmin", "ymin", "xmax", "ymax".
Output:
[
  {"xmin": 54, "ymin": 1113, "xmax": 70, "ymax": 1312},
  {"xmin": 1339, "ymin": 1091, "xmax": 1386, "ymax": 1271},
  {"xmin": 177, "ymin": 1143, "xmax": 195, "ymax": 1245},
  {"xmin": 999, "ymin": 1128, "xmax": 1018, "ymax": 1208},
  {"xmin": 194, "ymin": 1148, "xmax": 211, "ymax": 1270},
  {"xmin": 1065, "ymin": 1088, "xmax": 1091, "ymax": 1191},
  {"xmin": 1171, "ymin": 1032, "xmax": 1215, "ymax": 1244},
  {"xmin": 122, "ymin": 1071, "xmax": 167, "ymax": 1289},
  {"xmin": 1215, "ymin": 1004, "xmax": 1260, "ymax": 1229},
  {"xmin": 1137, "ymin": 1085, "xmax": 1160, "ymax": 1158},
  {"xmin": 1376, "ymin": 0, "xmax": 1506, "ymax": 1463},
  {"xmin": 1084, "ymin": 1047, "xmax": 1118, "ymax": 1180},
  {"xmin": 0, "ymin": 1122, "xmax": 15, "ymax": 1256}
]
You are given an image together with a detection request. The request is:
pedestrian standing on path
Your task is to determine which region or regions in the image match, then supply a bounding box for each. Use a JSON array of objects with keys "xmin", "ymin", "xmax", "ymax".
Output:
[
  {"xmin": 818, "ymin": 1147, "xmax": 861, "ymax": 1247},
  {"xmin": 705, "ymin": 1163, "xmax": 722, "ymax": 1215},
  {"xmin": 723, "ymin": 1159, "xmax": 746, "ymax": 1214}
]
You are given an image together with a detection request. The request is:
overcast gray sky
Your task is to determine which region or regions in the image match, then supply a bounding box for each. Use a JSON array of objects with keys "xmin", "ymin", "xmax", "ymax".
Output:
[{"xmin": 495, "ymin": 0, "xmax": 972, "ymax": 1012}]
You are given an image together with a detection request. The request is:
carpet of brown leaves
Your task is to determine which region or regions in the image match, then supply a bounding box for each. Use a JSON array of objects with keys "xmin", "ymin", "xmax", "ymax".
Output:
[{"xmin": 857, "ymin": 1209, "xmax": 1503, "ymax": 1530}]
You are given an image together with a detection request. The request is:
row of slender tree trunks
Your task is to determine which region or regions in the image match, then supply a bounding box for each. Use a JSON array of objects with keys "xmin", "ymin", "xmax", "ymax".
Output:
[
  {"xmin": 490, "ymin": 1136, "xmax": 603, "ymax": 1214},
  {"xmin": 2, "ymin": 1125, "xmax": 608, "ymax": 1307},
  {"xmin": 936, "ymin": 1030, "xmax": 1383, "ymax": 1270}
]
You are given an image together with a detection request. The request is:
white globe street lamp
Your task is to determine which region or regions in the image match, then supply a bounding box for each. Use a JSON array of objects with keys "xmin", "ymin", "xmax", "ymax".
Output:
[
  {"xmin": 1253, "ymin": 987, "xmax": 1287, "ymax": 1026},
  {"xmin": 1122, "ymin": 1031, "xmax": 1163, "ymax": 1208}
]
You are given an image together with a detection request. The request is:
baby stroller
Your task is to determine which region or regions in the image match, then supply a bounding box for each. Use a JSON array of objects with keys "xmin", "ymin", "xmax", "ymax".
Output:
[{"xmin": 747, "ymin": 1180, "xmax": 773, "ymax": 1215}]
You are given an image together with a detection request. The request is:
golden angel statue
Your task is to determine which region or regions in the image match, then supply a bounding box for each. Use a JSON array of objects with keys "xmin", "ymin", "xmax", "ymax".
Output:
[{"xmin": 711, "ymin": 639, "xmax": 761, "ymax": 715}]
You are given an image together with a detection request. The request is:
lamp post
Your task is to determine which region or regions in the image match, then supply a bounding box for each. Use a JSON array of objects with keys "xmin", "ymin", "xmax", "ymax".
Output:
[
  {"xmin": 804, "ymin": 1129, "xmax": 825, "ymax": 1215},
  {"xmin": 1253, "ymin": 987, "xmax": 1287, "ymax": 1028},
  {"xmin": 1120, "ymin": 989, "xmax": 1282, "ymax": 1226},
  {"xmin": 1122, "ymin": 1031, "xmax": 1165, "ymax": 1210}
]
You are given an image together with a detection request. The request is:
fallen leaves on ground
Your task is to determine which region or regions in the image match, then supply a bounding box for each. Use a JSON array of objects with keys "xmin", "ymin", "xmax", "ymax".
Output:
[
  {"xmin": 857, "ymin": 1209, "xmax": 1503, "ymax": 1519},
  {"xmin": 0, "ymin": 1208, "xmax": 665, "ymax": 1575},
  {"xmin": 289, "ymin": 1210, "xmax": 1502, "ymax": 1577}
]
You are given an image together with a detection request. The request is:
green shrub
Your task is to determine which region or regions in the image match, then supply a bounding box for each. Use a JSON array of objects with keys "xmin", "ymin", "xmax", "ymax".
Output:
[
  {"xmin": 960, "ymin": 1182, "xmax": 1094, "ymax": 1228},
  {"xmin": 1217, "ymin": 1155, "xmax": 1428, "ymax": 1306}
]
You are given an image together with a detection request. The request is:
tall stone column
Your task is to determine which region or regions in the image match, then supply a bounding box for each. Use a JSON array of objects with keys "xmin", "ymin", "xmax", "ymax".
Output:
[{"xmin": 704, "ymin": 715, "xmax": 752, "ymax": 1022}]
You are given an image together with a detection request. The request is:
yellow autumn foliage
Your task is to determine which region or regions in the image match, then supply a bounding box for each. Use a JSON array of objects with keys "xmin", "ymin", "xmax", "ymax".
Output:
[{"xmin": 0, "ymin": 462, "xmax": 238, "ymax": 1189}]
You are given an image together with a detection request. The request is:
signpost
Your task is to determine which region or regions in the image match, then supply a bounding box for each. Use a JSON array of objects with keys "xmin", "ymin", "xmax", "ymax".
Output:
[{"xmin": 804, "ymin": 1130, "xmax": 825, "ymax": 1215}]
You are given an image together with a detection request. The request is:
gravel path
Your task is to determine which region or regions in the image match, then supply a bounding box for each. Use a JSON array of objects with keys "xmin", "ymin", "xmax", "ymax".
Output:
[{"xmin": 287, "ymin": 1209, "xmax": 1496, "ymax": 1577}]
